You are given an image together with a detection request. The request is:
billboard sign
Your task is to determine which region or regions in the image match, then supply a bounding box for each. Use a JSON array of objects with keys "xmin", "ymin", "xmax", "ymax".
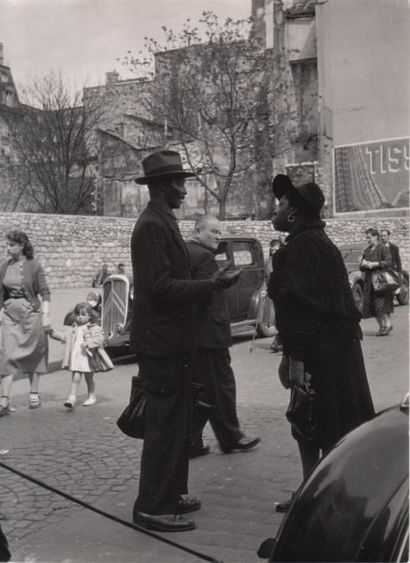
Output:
[{"xmin": 334, "ymin": 137, "xmax": 409, "ymax": 213}]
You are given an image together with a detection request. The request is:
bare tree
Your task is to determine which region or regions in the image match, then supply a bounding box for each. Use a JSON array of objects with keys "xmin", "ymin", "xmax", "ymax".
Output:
[
  {"xmin": 4, "ymin": 73, "xmax": 106, "ymax": 214},
  {"xmin": 121, "ymin": 12, "xmax": 273, "ymax": 219}
]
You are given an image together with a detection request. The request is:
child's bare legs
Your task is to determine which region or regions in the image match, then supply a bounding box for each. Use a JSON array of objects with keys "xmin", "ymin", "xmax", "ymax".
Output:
[
  {"xmin": 83, "ymin": 372, "xmax": 97, "ymax": 406},
  {"xmin": 0, "ymin": 374, "xmax": 13, "ymax": 415},
  {"xmin": 64, "ymin": 372, "xmax": 82, "ymax": 408},
  {"xmin": 28, "ymin": 373, "xmax": 41, "ymax": 408}
]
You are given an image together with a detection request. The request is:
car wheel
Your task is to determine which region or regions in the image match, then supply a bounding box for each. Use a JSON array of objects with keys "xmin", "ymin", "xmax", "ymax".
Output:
[
  {"xmin": 257, "ymin": 295, "xmax": 276, "ymax": 338},
  {"xmin": 352, "ymin": 282, "xmax": 364, "ymax": 313},
  {"xmin": 396, "ymin": 276, "xmax": 409, "ymax": 305},
  {"xmin": 257, "ymin": 322, "xmax": 277, "ymax": 338}
]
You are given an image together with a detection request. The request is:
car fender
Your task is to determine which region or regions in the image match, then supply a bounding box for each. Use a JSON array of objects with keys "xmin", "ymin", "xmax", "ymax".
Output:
[
  {"xmin": 269, "ymin": 402, "xmax": 409, "ymax": 562},
  {"xmin": 348, "ymin": 269, "xmax": 364, "ymax": 288}
]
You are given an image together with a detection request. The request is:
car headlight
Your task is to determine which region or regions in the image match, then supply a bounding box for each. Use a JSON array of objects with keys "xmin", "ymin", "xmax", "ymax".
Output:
[
  {"xmin": 129, "ymin": 287, "xmax": 134, "ymax": 300},
  {"xmin": 115, "ymin": 323, "xmax": 124, "ymax": 335}
]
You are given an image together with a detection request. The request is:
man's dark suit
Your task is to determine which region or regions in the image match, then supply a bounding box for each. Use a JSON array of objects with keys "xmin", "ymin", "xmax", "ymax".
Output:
[
  {"xmin": 131, "ymin": 201, "xmax": 214, "ymax": 516},
  {"xmin": 386, "ymin": 243, "xmax": 402, "ymax": 273},
  {"xmin": 186, "ymin": 240, "xmax": 243, "ymax": 451}
]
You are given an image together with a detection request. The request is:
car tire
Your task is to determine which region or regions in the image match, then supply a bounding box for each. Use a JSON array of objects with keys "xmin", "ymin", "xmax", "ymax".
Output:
[
  {"xmin": 257, "ymin": 322, "xmax": 277, "ymax": 338},
  {"xmin": 352, "ymin": 282, "xmax": 364, "ymax": 313},
  {"xmin": 396, "ymin": 276, "xmax": 409, "ymax": 306},
  {"xmin": 257, "ymin": 295, "xmax": 276, "ymax": 338}
]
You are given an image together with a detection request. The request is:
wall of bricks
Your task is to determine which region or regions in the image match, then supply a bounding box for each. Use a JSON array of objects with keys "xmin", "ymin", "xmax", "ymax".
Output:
[{"xmin": 0, "ymin": 212, "xmax": 408, "ymax": 288}]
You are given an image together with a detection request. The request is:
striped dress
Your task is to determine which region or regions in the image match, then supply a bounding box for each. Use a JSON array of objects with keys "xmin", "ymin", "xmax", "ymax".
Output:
[
  {"xmin": 0, "ymin": 261, "xmax": 48, "ymax": 376},
  {"xmin": 361, "ymin": 244, "xmax": 394, "ymax": 318}
]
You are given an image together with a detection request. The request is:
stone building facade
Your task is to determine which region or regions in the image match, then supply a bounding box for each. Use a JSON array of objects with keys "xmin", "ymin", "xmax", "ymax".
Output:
[
  {"xmin": 0, "ymin": 0, "xmax": 408, "ymax": 224},
  {"xmin": 79, "ymin": 0, "xmax": 332, "ymax": 220},
  {"xmin": 85, "ymin": 37, "xmax": 275, "ymax": 220},
  {"xmin": 0, "ymin": 42, "xmax": 27, "ymax": 212}
]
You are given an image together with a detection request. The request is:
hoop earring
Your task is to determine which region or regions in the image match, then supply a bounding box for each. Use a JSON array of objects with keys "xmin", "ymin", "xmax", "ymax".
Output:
[{"xmin": 287, "ymin": 214, "xmax": 295, "ymax": 224}]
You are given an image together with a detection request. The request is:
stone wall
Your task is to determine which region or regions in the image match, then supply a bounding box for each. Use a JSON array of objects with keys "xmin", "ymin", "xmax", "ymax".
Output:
[
  {"xmin": 0, "ymin": 213, "xmax": 135, "ymax": 288},
  {"xmin": 1, "ymin": 212, "xmax": 409, "ymax": 288}
]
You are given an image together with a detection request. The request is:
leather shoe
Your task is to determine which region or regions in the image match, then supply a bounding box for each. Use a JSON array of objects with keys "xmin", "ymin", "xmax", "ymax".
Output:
[
  {"xmin": 221, "ymin": 436, "xmax": 261, "ymax": 453},
  {"xmin": 178, "ymin": 496, "xmax": 201, "ymax": 514},
  {"xmin": 189, "ymin": 445, "xmax": 210, "ymax": 459},
  {"xmin": 0, "ymin": 403, "xmax": 10, "ymax": 417},
  {"xmin": 133, "ymin": 512, "xmax": 195, "ymax": 532}
]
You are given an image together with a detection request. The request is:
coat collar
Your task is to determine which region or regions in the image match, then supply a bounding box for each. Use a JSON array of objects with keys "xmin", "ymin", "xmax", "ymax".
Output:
[
  {"xmin": 147, "ymin": 200, "xmax": 190, "ymax": 264},
  {"xmin": 147, "ymin": 200, "xmax": 177, "ymax": 222},
  {"xmin": 286, "ymin": 219, "xmax": 326, "ymax": 242}
]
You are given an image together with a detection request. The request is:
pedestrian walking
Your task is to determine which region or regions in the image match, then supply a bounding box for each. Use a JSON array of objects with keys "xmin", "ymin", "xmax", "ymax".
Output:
[
  {"xmin": 186, "ymin": 216, "xmax": 260, "ymax": 457},
  {"xmin": 130, "ymin": 150, "xmax": 240, "ymax": 533},
  {"xmin": 48, "ymin": 301, "xmax": 113, "ymax": 408},
  {"xmin": 0, "ymin": 230, "xmax": 51, "ymax": 415},
  {"xmin": 86, "ymin": 291, "xmax": 102, "ymax": 323},
  {"xmin": 268, "ymin": 174, "xmax": 375, "ymax": 512},
  {"xmin": 360, "ymin": 228, "xmax": 395, "ymax": 336},
  {"xmin": 64, "ymin": 290, "xmax": 102, "ymax": 327},
  {"xmin": 380, "ymin": 228, "xmax": 402, "ymax": 273},
  {"xmin": 92, "ymin": 263, "xmax": 110, "ymax": 287}
]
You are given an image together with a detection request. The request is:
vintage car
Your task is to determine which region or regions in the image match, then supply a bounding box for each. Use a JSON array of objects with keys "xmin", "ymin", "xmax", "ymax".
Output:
[
  {"xmin": 101, "ymin": 235, "xmax": 275, "ymax": 359},
  {"xmin": 258, "ymin": 394, "xmax": 409, "ymax": 562},
  {"xmin": 339, "ymin": 243, "xmax": 409, "ymax": 313}
]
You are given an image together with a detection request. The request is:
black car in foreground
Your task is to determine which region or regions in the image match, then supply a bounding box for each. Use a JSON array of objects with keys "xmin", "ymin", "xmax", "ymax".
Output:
[{"xmin": 259, "ymin": 394, "xmax": 409, "ymax": 562}]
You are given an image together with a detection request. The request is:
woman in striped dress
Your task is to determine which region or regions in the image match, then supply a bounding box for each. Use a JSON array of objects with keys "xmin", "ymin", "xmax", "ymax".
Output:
[
  {"xmin": 0, "ymin": 231, "xmax": 51, "ymax": 416},
  {"xmin": 360, "ymin": 228, "xmax": 394, "ymax": 336}
]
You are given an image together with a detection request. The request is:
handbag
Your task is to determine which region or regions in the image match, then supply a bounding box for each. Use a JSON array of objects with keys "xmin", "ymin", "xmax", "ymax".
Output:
[
  {"xmin": 286, "ymin": 384, "xmax": 317, "ymax": 441},
  {"xmin": 371, "ymin": 268, "xmax": 401, "ymax": 294},
  {"xmin": 117, "ymin": 376, "xmax": 147, "ymax": 439},
  {"xmin": 87, "ymin": 347, "xmax": 114, "ymax": 373}
]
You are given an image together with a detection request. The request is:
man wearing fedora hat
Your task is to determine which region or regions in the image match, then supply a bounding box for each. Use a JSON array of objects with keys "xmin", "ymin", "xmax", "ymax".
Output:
[
  {"xmin": 130, "ymin": 150, "xmax": 241, "ymax": 532},
  {"xmin": 268, "ymin": 174, "xmax": 374, "ymax": 512}
]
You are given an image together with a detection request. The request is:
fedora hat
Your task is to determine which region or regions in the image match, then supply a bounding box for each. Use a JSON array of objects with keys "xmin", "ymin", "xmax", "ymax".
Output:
[
  {"xmin": 272, "ymin": 174, "xmax": 325, "ymax": 215},
  {"xmin": 135, "ymin": 150, "xmax": 196, "ymax": 185}
]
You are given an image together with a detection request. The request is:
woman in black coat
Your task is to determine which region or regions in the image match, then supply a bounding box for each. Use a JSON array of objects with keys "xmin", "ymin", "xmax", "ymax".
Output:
[{"xmin": 268, "ymin": 175, "xmax": 375, "ymax": 511}]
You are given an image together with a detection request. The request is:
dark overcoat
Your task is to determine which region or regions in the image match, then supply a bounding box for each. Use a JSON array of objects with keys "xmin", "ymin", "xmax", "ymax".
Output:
[
  {"xmin": 268, "ymin": 221, "xmax": 375, "ymax": 451},
  {"xmin": 387, "ymin": 242, "xmax": 402, "ymax": 273},
  {"xmin": 185, "ymin": 240, "xmax": 231, "ymax": 349},
  {"xmin": 130, "ymin": 200, "xmax": 215, "ymax": 516},
  {"xmin": 186, "ymin": 240, "xmax": 242, "ymax": 450},
  {"xmin": 130, "ymin": 202, "xmax": 214, "ymax": 357}
]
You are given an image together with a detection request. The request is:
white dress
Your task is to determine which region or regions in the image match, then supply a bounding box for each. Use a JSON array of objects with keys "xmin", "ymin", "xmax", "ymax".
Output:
[{"xmin": 69, "ymin": 325, "xmax": 91, "ymax": 373}]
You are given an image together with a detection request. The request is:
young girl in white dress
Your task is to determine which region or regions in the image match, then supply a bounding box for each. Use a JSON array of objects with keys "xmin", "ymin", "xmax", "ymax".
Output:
[{"xmin": 49, "ymin": 302, "xmax": 113, "ymax": 408}]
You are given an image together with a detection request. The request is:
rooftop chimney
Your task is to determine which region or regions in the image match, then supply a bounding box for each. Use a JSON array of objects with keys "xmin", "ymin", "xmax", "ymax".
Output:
[
  {"xmin": 0, "ymin": 43, "xmax": 4, "ymax": 65},
  {"xmin": 105, "ymin": 70, "xmax": 120, "ymax": 85}
]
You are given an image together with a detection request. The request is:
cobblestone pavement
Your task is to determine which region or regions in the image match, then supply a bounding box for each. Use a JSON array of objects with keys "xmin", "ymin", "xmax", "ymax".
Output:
[{"xmin": 0, "ymin": 293, "xmax": 408, "ymax": 563}]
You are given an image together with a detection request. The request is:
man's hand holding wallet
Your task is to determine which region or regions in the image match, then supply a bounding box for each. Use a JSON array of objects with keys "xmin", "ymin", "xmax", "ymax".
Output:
[{"xmin": 212, "ymin": 262, "xmax": 243, "ymax": 289}]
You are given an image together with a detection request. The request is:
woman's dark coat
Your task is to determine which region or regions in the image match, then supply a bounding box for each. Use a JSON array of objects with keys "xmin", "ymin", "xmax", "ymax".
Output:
[{"xmin": 268, "ymin": 222, "xmax": 374, "ymax": 450}]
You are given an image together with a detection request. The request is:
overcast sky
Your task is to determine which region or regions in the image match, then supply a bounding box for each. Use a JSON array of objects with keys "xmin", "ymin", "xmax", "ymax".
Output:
[{"xmin": 0, "ymin": 0, "xmax": 251, "ymax": 91}]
